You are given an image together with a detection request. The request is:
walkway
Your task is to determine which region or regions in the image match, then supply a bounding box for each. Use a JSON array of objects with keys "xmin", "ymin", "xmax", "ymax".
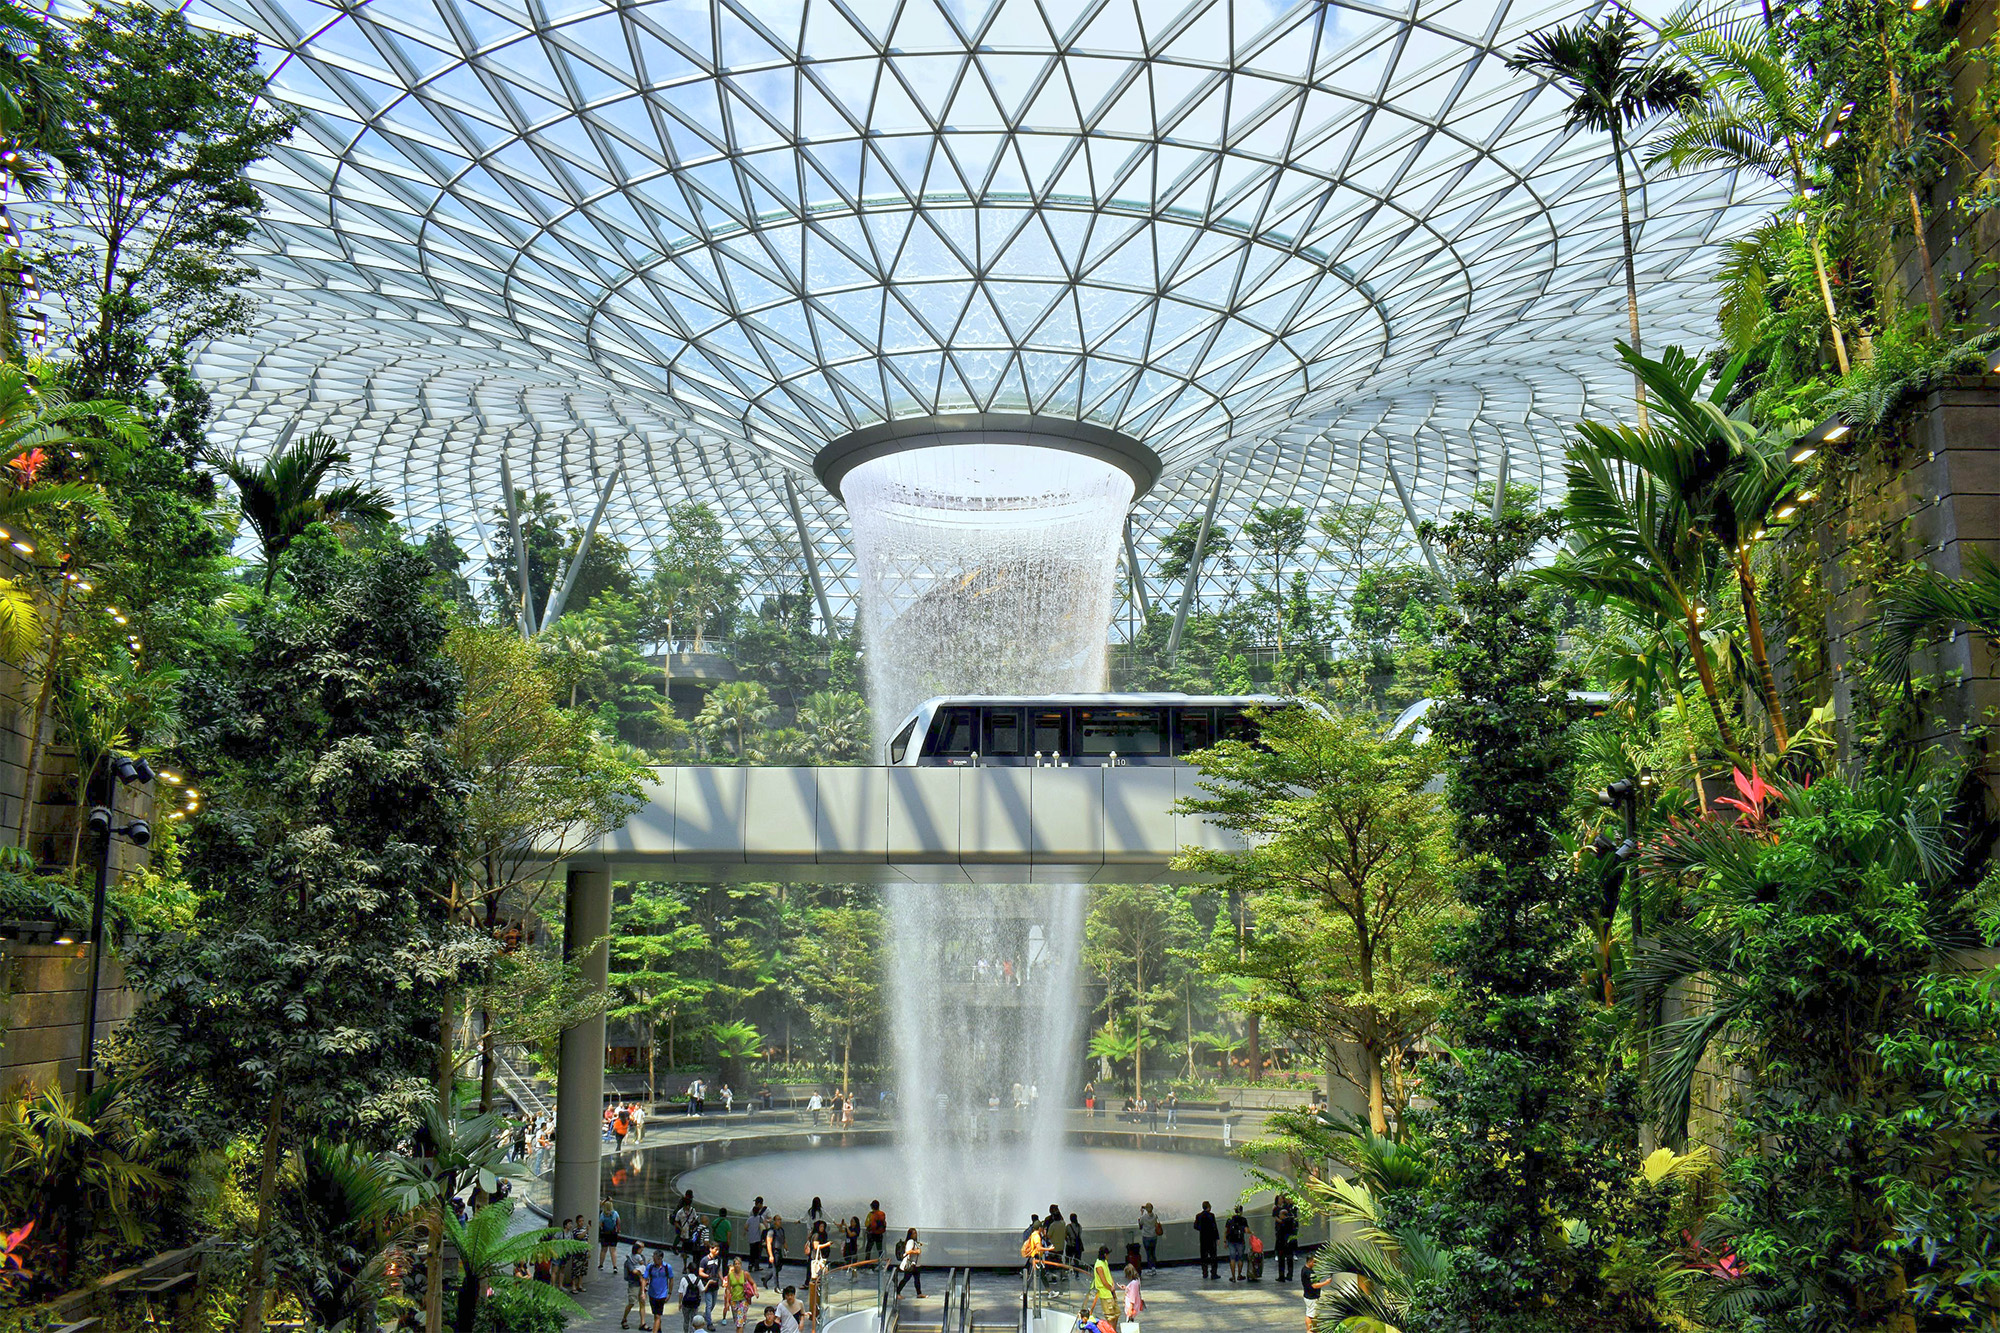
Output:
[{"xmin": 553, "ymin": 1257, "xmax": 1302, "ymax": 1333}]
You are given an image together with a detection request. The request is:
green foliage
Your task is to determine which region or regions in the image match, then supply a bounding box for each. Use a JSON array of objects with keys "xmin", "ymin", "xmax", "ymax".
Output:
[
  {"xmin": 1631, "ymin": 765, "xmax": 2000, "ymax": 1327},
  {"xmin": 1398, "ymin": 510, "xmax": 1645, "ymax": 1332},
  {"xmin": 1175, "ymin": 700, "xmax": 1454, "ymax": 1131},
  {"xmin": 472, "ymin": 1280, "xmax": 572, "ymax": 1333},
  {"xmin": 269, "ymin": 1139, "xmax": 413, "ymax": 1333},
  {"xmin": 119, "ymin": 530, "xmax": 473, "ymax": 1150},
  {"xmin": 0, "ymin": 1080, "xmax": 166, "ymax": 1294},
  {"xmin": 208, "ymin": 431, "xmax": 393, "ymax": 595},
  {"xmin": 789, "ymin": 902, "xmax": 881, "ymax": 1093},
  {"xmin": 41, "ymin": 4, "xmax": 294, "ymax": 398},
  {"xmin": 1082, "ymin": 884, "xmax": 1199, "ymax": 1097},
  {"xmin": 443, "ymin": 1200, "xmax": 585, "ymax": 1333}
]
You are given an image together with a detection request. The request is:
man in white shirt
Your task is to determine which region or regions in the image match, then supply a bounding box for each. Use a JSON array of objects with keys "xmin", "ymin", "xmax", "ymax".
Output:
[
  {"xmin": 807, "ymin": 1091, "xmax": 823, "ymax": 1125},
  {"xmin": 632, "ymin": 1104, "xmax": 647, "ymax": 1143}
]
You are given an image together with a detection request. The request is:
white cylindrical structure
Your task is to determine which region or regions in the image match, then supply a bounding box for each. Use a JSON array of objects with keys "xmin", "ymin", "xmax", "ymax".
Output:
[{"xmin": 838, "ymin": 440, "xmax": 1137, "ymax": 745}]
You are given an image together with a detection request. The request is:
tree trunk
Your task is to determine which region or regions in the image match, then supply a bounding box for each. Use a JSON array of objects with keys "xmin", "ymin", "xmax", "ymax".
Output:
[
  {"xmin": 842, "ymin": 1028, "xmax": 852, "ymax": 1098},
  {"xmin": 1682, "ymin": 616, "xmax": 1740, "ymax": 757},
  {"xmin": 1610, "ymin": 129, "xmax": 1648, "ymax": 431},
  {"xmin": 478, "ymin": 1015, "xmax": 496, "ymax": 1113},
  {"xmin": 648, "ymin": 1022, "xmax": 657, "ymax": 1105},
  {"xmin": 1907, "ymin": 186, "xmax": 1944, "ymax": 340},
  {"xmin": 1244, "ymin": 1014, "xmax": 1260, "ymax": 1085},
  {"xmin": 234, "ymin": 1088, "xmax": 288, "ymax": 1333},
  {"xmin": 1735, "ymin": 549, "xmax": 1789, "ymax": 750},
  {"xmin": 65, "ymin": 753, "xmax": 100, "ymax": 873},
  {"xmin": 1133, "ymin": 953, "xmax": 1144, "ymax": 1099},
  {"xmin": 1364, "ymin": 1047, "xmax": 1387, "ymax": 1137},
  {"xmin": 429, "ymin": 993, "xmax": 456, "ymax": 1333},
  {"xmin": 15, "ymin": 581, "xmax": 72, "ymax": 850},
  {"xmin": 455, "ymin": 1269, "xmax": 482, "ymax": 1333}
]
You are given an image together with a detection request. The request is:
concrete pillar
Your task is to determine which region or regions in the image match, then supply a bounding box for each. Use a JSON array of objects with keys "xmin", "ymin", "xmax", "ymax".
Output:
[{"xmin": 553, "ymin": 862, "xmax": 611, "ymax": 1223}]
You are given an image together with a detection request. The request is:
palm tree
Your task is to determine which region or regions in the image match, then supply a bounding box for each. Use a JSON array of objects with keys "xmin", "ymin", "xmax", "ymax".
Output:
[
  {"xmin": 696, "ymin": 681, "xmax": 775, "ymax": 761},
  {"xmin": 0, "ymin": 1081, "xmax": 165, "ymax": 1288},
  {"xmin": 1651, "ymin": 16, "xmax": 1853, "ymax": 372},
  {"xmin": 796, "ymin": 689, "xmax": 869, "ymax": 764},
  {"xmin": 272, "ymin": 1140, "xmax": 417, "ymax": 1333},
  {"xmin": 209, "ymin": 430, "xmax": 393, "ymax": 594},
  {"xmin": 444, "ymin": 1199, "xmax": 586, "ymax": 1333},
  {"xmin": 1615, "ymin": 343, "xmax": 1802, "ymax": 749},
  {"xmin": 1543, "ymin": 419, "xmax": 1742, "ymax": 756},
  {"xmin": 1876, "ymin": 549, "xmax": 2000, "ymax": 686},
  {"xmin": 1508, "ymin": 15, "xmax": 1701, "ymax": 429},
  {"xmin": 380, "ymin": 1103, "xmax": 528, "ymax": 1333}
]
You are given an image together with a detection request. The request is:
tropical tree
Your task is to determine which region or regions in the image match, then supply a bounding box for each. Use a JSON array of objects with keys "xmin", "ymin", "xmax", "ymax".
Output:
[
  {"xmin": 1507, "ymin": 15, "xmax": 1700, "ymax": 428},
  {"xmin": 790, "ymin": 902, "xmax": 881, "ymax": 1096},
  {"xmin": 1543, "ymin": 398, "xmax": 1740, "ymax": 755},
  {"xmin": 647, "ymin": 501, "xmax": 741, "ymax": 654},
  {"xmin": 1652, "ymin": 14, "xmax": 1853, "ymax": 371},
  {"xmin": 381, "ymin": 1103, "xmax": 530, "ymax": 1333},
  {"xmin": 794, "ymin": 689, "xmax": 869, "ymax": 764},
  {"xmin": 443, "ymin": 1200, "xmax": 586, "ymax": 1333},
  {"xmin": 0, "ymin": 1081, "xmax": 164, "ymax": 1290},
  {"xmin": 270, "ymin": 1140, "xmax": 415, "ymax": 1333},
  {"xmin": 609, "ymin": 891, "xmax": 714, "ymax": 1101},
  {"xmin": 41, "ymin": 5, "xmax": 295, "ymax": 399},
  {"xmin": 697, "ymin": 681, "xmax": 775, "ymax": 761},
  {"xmin": 118, "ymin": 533, "xmax": 474, "ymax": 1333},
  {"xmin": 0, "ymin": 5, "xmax": 76, "ymax": 194},
  {"xmin": 1175, "ymin": 702, "xmax": 1454, "ymax": 1133},
  {"xmin": 209, "ymin": 430, "xmax": 393, "ymax": 594},
  {"xmin": 1243, "ymin": 503, "xmax": 1307, "ymax": 657},
  {"xmin": 707, "ymin": 1018, "xmax": 765, "ymax": 1085},
  {"xmin": 1083, "ymin": 885, "xmax": 1198, "ymax": 1099}
]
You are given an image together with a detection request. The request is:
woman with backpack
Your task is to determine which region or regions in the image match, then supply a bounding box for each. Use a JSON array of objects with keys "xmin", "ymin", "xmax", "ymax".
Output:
[{"xmin": 892, "ymin": 1228, "xmax": 924, "ymax": 1298}]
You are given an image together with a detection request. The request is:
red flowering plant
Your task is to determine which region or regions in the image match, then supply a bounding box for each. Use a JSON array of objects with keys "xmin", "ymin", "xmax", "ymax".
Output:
[{"xmin": 0, "ymin": 1219, "xmax": 33, "ymax": 1293}]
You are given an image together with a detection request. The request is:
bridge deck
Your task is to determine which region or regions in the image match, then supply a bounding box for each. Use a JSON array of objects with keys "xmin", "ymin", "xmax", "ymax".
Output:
[{"xmin": 567, "ymin": 765, "xmax": 1238, "ymax": 882}]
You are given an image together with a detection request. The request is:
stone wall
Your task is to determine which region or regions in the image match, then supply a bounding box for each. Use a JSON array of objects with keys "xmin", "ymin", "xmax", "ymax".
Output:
[
  {"xmin": 0, "ymin": 937, "xmax": 134, "ymax": 1095},
  {"xmin": 1805, "ymin": 380, "xmax": 2000, "ymax": 765}
]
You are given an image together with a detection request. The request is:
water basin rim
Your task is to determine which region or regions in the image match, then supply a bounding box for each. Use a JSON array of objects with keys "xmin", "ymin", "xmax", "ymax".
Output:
[{"xmin": 812, "ymin": 414, "xmax": 1162, "ymax": 503}]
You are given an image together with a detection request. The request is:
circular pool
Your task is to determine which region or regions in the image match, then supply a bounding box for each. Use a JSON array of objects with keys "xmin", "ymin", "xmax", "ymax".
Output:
[{"xmin": 599, "ymin": 1128, "xmax": 1275, "ymax": 1268}]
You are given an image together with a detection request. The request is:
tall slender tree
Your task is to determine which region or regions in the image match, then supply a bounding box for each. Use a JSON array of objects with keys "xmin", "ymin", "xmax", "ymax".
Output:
[
  {"xmin": 210, "ymin": 431, "xmax": 393, "ymax": 594},
  {"xmin": 1508, "ymin": 16, "xmax": 1700, "ymax": 428}
]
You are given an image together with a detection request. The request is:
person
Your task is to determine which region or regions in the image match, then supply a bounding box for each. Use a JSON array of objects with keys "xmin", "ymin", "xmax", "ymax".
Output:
[
  {"xmin": 614, "ymin": 1108, "xmax": 630, "ymax": 1151},
  {"xmin": 1137, "ymin": 1204, "xmax": 1160, "ymax": 1272},
  {"xmin": 1224, "ymin": 1205, "xmax": 1248, "ymax": 1281},
  {"xmin": 807, "ymin": 1220, "xmax": 831, "ymax": 1269},
  {"xmin": 1146, "ymin": 1096, "xmax": 1158, "ymax": 1132},
  {"xmin": 764, "ymin": 1214, "xmax": 787, "ymax": 1283},
  {"xmin": 646, "ymin": 1249, "xmax": 676, "ymax": 1333},
  {"xmin": 1044, "ymin": 1208, "xmax": 1066, "ymax": 1266},
  {"xmin": 842, "ymin": 1093, "xmax": 854, "ymax": 1128},
  {"xmin": 1302, "ymin": 1260, "xmax": 1323, "ymax": 1333},
  {"xmin": 676, "ymin": 1193, "xmax": 702, "ymax": 1254},
  {"xmin": 779, "ymin": 1285, "xmax": 807, "ymax": 1333},
  {"xmin": 694, "ymin": 1077, "xmax": 707, "ymax": 1115},
  {"xmin": 713, "ymin": 1206, "xmax": 735, "ymax": 1261},
  {"xmin": 1091, "ymin": 1246, "xmax": 1115, "ymax": 1319},
  {"xmin": 722, "ymin": 1083, "xmax": 734, "ymax": 1114},
  {"xmin": 892, "ymin": 1228, "xmax": 924, "ymax": 1298},
  {"xmin": 1122, "ymin": 1260, "xmax": 1143, "ymax": 1328},
  {"xmin": 807, "ymin": 1090, "xmax": 823, "ymax": 1125},
  {"xmin": 1065, "ymin": 1212, "xmax": 1083, "ymax": 1271},
  {"xmin": 632, "ymin": 1103, "xmax": 648, "ymax": 1143},
  {"xmin": 701, "ymin": 1243, "xmax": 724, "ymax": 1323},
  {"xmin": 1164, "ymin": 1091, "xmax": 1177, "ymax": 1131},
  {"xmin": 723, "ymin": 1257, "xmax": 754, "ymax": 1332},
  {"xmin": 679, "ymin": 1262, "xmax": 706, "ymax": 1333},
  {"xmin": 1020, "ymin": 1221, "xmax": 1048, "ymax": 1277},
  {"xmin": 622, "ymin": 1242, "xmax": 650, "ymax": 1329},
  {"xmin": 1083, "ymin": 1081, "xmax": 1097, "ymax": 1118},
  {"xmin": 841, "ymin": 1216, "xmax": 860, "ymax": 1263},
  {"xmin": 864, "ymin": 1201, "xmax": 887, "ymax": 1259},
  {"xmin": 601, "ymin": 1197, "xmax": 624, "ymax": 1269},
  {"xmin": 753, "ymin": 1306, "xmax": 783, "ymax": 1333},
  {"xmin": 748, "ymin": 1196, "xmax": 769, "ymax": 1260},
  {"xmin": 569, "ymin": 1216, "xmax": 592, "ymax": 1292},
  {"xmin": 1193, "ymin": 1202, "xmax": 1219, "ymax": 1280},
  {"xmin": 1274, "ymin": 1197, "xmax": 1298, "ymax": 1282},
  {"xmin": 806, "ymin": 1197, "xmax": 824, "ymax": 1230}
]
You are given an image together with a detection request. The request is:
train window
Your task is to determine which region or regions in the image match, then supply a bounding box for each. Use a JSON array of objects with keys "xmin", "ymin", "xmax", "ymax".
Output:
[
  {"xmin": 1031, "ymin": 709, "xmax": 1068, "ymax": 757},
  {"xmin": 1076, "ymin": 708, "xmax": 1166, "ymax": 756},
  {"xmin": 889, "ymin": 718, "xmax": 917, "ymax": 765},
  {"xmin": 928, "ymin": 707, "xmax": 977, "ymax": 758},
  {"xmin": 1173, "ymin": 707, "xmax": 1214, "ymax": 755},
  {"xmin": 983, "ymin": 708, "xmax": 1025, "ymax": 757},
  {"xmin": 1217, "ymin": 707, "xmax": 1257, "ymax": 743}
]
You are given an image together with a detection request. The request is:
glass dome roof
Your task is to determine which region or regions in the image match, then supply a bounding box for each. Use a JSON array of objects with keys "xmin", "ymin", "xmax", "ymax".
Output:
[{"xmin": 166, "ymin": 0, "xmax": 1775, "ymax": 622}]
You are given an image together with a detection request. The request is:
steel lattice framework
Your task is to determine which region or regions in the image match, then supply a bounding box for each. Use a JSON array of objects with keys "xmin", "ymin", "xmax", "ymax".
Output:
[{"xmin": 156, "ymin": 0, "xmax": 1775, "ymax": 627}]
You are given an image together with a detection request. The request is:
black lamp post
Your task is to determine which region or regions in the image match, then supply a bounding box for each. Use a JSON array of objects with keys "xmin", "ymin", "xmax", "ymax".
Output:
[{"xmin": 76, "ymin": 753, "xmax": 153, "ymax": 1098}]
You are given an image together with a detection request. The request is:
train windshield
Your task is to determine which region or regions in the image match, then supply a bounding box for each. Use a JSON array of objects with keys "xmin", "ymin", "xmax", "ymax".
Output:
[{"xmin": 888, "ymin": 717, "xmax": 917, "ymax": 764}]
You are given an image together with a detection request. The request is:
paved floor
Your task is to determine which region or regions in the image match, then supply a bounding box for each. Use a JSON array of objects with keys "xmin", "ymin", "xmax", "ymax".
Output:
[{"xmin": 553, "ymin": 1254, "xmax": 1302, "ymax": 1333}]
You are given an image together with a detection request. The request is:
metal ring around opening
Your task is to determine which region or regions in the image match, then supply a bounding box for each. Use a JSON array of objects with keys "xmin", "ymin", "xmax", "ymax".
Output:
[{"xmin": 811, "ymin": 414, "xmax": 1163, "ymax": 503}]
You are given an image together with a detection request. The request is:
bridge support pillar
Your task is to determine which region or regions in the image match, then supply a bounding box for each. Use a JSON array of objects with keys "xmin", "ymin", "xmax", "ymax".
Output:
[{"xmin": 553, "ymin": 862, "xmax": 611, "ymax": 1224}]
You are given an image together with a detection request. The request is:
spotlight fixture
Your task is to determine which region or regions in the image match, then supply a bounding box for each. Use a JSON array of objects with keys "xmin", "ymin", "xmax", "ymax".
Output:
[
  {"xmin": 1787, "ymin": 415, "xmax": 1850, "ymax": 466},
  {"xmin": 1603, "ymin": 777, "xmax": 1638, "ymax": 806}
]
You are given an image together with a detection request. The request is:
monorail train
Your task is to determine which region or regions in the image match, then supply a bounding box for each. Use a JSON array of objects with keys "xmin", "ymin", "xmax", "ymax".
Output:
[{"xmin": 885, "ymin": 693, "xmax": 1307, "ymax": 767}]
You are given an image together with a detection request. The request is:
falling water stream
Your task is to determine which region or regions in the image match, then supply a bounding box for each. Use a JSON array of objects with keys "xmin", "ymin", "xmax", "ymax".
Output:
[{"xmin": 842, "ymin": 441, "xmax": 1132, "ymax": 1228}]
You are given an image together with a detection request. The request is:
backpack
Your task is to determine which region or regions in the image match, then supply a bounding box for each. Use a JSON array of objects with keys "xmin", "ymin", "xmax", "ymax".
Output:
[{"xmin": 681, "ymin": 1273, "xmax": 703, "ymax": 1308}]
